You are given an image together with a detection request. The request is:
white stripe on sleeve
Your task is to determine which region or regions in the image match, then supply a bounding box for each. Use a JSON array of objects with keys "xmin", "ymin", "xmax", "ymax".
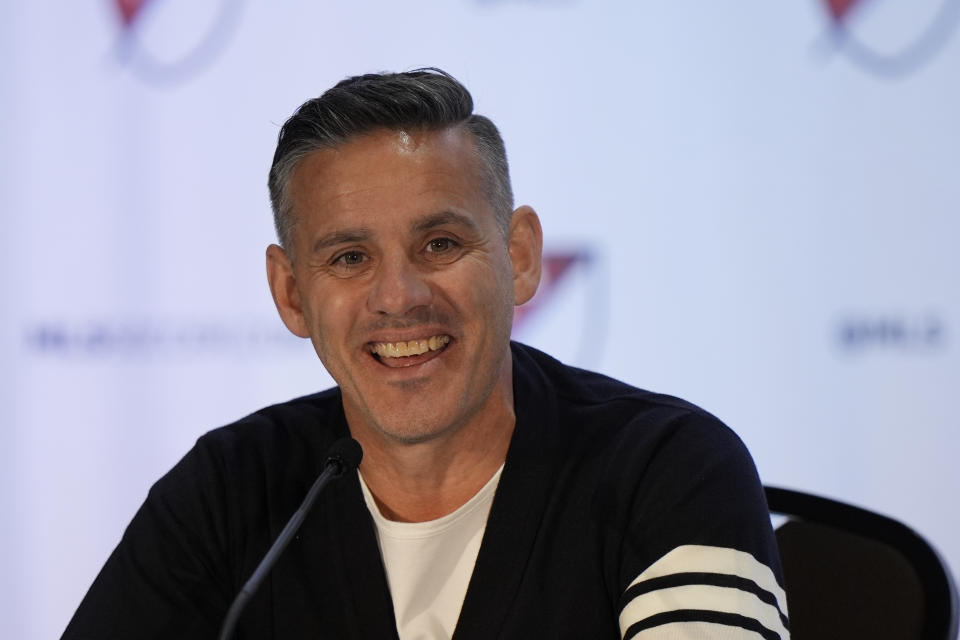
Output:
[
  {"xmin": 619, "ymin": 545, "xmax": 789, "ymax": 640},
  {"xmin": 630, "ymin": 621, "xmax": 770, "ymax": 639}
]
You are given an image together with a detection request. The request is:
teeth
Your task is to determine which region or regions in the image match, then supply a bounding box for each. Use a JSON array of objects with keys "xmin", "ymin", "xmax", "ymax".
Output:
[{"xmin": 370, "ymin": 335, "xmax": 450, "ymax": 358}]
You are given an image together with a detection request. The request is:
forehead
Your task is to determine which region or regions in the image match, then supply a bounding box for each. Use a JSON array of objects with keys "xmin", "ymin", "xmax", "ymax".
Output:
[{"xmin": 287, "ymin": 127, "xmax": 490, "ymax": 236}]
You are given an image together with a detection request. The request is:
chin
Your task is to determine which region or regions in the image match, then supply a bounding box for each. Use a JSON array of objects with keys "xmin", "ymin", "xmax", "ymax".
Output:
[
  {"xmin": 368, "ymin": 406, "xmax": 469, "ymax": 445},
  {"xmin": 370, "ymin": 421, "xmax": 452, "ymax": 445}
]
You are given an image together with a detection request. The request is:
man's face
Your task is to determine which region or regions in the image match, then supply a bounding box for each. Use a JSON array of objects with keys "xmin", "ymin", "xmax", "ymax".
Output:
[{"xmin": 268, "ymin": 127, "xmax": 539, "ymax": 445}]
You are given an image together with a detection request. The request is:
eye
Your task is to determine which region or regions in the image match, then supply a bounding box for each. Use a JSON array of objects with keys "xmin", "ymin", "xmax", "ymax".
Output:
[
  {"xmin": 426, "ymin": 237, "xmax": 457, "ymax": 254},
  {"xmin": 332, "ymin": 250, "xmax": 367, "ymax": 267}
]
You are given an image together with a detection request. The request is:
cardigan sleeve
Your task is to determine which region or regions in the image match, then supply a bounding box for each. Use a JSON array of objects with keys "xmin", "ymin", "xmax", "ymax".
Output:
[{"xmin": 611, "ymin": 412, "xmax": 790, "ymax": 640}]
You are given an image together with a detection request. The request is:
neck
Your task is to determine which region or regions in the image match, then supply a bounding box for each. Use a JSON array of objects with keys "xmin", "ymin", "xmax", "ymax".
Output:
[{"xmin": 351, "ymin": 369, "xmax": 515, "ymax": 522}]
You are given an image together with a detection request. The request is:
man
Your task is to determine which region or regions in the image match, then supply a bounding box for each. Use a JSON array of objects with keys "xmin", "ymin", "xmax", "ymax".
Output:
[{"xmin": 63, "ymin": 69, "xmax": 789, "ymax": 639}]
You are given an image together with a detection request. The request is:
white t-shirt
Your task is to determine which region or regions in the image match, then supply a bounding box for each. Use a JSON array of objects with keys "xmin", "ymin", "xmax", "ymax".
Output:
[{"xmin": 358, "ymin": 466, "xmax": 504, "ymax": 640}]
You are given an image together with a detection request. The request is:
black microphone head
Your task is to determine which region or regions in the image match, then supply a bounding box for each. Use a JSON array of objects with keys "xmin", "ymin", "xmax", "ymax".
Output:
[{"xmin": 325, "ymin": 437, "xmax": 363, "ymax": 476}]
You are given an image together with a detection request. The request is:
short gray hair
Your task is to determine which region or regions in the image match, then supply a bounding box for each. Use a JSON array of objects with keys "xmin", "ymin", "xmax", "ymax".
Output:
[{"xmin": 267, "ymin": 68, "xmax": 514, "ymax": 253}]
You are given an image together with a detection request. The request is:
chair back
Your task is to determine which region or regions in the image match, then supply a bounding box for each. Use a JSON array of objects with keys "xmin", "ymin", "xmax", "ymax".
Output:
[{"xmin": 765, "ymin": 487, "xmax": 958, "ymax": 640}]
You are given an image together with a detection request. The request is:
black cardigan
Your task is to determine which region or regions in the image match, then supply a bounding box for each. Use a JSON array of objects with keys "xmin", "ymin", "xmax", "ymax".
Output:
[{"xmin": 63, "ymin": 343, "xmax": 786, "ymax": 639}]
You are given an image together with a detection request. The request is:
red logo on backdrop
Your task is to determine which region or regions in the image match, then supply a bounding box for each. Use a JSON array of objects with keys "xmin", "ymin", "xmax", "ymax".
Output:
[
  {"xmin": 818, "ymin": 0, "xmax": 960, "ymax": 77},
  {"xmin": 111, "ymin": 0, "xmax": 244, "ymax": 84},
  {"xmin": 514, "ymin": 253, "xmax": 586, "ymax": 328},
  {"xmin": 116, "ymin": 0, "xmax": 151, "ymax": 25},
  {"xmin": 512, "ymin": 249, "xmax": 607, "ymax": 366},
  {"xmin": 824, "ymin": 0, "xmax": 861, "ymax": 20}
]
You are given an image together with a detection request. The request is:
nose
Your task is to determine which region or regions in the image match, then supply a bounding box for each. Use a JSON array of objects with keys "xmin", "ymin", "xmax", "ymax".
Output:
[{"xmin": 367, "ymin": 255, "xmax": 433, "ymax": 316}]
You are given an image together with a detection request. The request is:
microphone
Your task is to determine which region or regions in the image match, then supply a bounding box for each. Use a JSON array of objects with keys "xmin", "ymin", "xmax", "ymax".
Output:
[{"xmin": 217, "ymin": 437, "xmax": 363, "ymax": 640}]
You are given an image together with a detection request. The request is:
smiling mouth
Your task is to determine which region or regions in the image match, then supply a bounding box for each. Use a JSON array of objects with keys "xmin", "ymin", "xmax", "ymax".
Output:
[{"xmin": 369, "ymin": 335, "xmax": 451, "ymax": 361}]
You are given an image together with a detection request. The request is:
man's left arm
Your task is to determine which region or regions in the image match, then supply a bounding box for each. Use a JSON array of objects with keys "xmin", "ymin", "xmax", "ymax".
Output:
[{"xmin": 612, "ymin": 412, "xmax": 789, "ymax": 640}]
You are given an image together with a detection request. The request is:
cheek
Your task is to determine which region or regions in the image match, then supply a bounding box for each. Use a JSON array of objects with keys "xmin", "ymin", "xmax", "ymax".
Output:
[
  {"xmin": 457, "ymin": 261, "xmax": 516, "ymax": 330},
  {"xmin": 302, "ymin": 286, "xmax": 355, "ymax": 349}
]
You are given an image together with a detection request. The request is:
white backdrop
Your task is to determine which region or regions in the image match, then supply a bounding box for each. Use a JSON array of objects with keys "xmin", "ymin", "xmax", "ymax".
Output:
[{"xmin": 2, "ymin": 1, "xmax": 958, "ymax": 637}]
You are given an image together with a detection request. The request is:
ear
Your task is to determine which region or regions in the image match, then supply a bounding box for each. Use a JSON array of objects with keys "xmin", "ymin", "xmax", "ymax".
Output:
[
  {"xmin": 507, "ymin": 205, "xmax": 543, "ymax": 306},
  {"xmin": 266, "ymin": 244, "xmax": 311, "ymax": 339}
]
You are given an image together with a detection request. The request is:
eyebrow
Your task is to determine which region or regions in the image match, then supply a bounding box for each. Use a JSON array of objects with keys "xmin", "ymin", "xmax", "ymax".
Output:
[
  {"xmin": 310, "ymin": 228, "xmax": 372, "ymax": 254},
  {"xmin": 411, "ymin": 211, "xmax": 481, "ymax": 234}
]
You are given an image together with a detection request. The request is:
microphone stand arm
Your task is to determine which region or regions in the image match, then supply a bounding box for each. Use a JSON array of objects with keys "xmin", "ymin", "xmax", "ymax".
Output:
[{"xmin": 218, "ymin": 461, "xmax": 344, "ymax": 640}]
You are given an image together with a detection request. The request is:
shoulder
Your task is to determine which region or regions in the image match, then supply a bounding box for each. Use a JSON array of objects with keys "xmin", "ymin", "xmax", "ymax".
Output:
[
  {"xmin": 152, "ymin": 388, "xmax": 347, "ymax": 504},
  {"xmin": 509, "ymin": 342, "xmax": 773, "ymax": 561},
  {"xmin": 512, "ymin": 341, "xmax": 713, "ymax": 414},
  {"xmin": 196, "ymin": 387, "xmax": 345, "ymax": 454},
  {"xmin": 511, "ymin": 341, "xmax": 741, "ymax": 459}
]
